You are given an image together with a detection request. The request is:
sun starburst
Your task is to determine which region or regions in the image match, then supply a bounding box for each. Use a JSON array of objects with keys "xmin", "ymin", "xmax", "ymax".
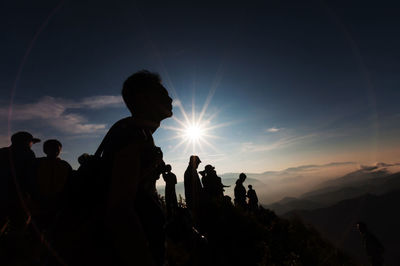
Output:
[
  {"xmin": 162, "ymin": 97, "xmax": 229, "ymax": 154},
  {"xmin": 159, "ymin": 68, "xmax": 233, "ymax": 155}
]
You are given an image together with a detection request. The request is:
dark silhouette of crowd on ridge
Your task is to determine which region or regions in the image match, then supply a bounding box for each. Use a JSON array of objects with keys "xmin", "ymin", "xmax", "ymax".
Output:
[{"xmin": 0, "ymin": 70, "xmax": 379, "ymax": 265}]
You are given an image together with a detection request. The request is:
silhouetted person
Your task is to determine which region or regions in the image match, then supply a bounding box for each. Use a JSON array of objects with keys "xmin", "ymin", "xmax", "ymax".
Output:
[
  {"xmin": 0, "ymin": 132, "xmax": 40, "ymax": 263},
  {"xmin": 33, "ymin": 139, "xmax": 72, "ymax": 229},
  {"xmin": 200, "ymin": 164, "xmax": 228, "ymax": 199},
  {"xmin": 247, "ymin": 185, "xmax": 259, "ymax": 212},
  {"xmin": 184, "ymin": 155, "xmax": 202, "ymax": 212},
  {"xmin": 0, "ymin": 132, "xmax": 40, "ymax": 228},
  {"xmin": 98, "ymin": 70, "xmax": 172, "ymax": 266},
  {"xmin": 58, "ymin": 70, "xmax": 172, "ymax": 266},
  {"xmin": 234, "ymin": 173, "xmax": 247, "ymax": 208},
  {"xmin": 357, "ymin": 222, "xmax": 384, "ymax": 266},
  {"xmin": 162, "ymin": 164, "xmax": 178, "ymax": 219}
]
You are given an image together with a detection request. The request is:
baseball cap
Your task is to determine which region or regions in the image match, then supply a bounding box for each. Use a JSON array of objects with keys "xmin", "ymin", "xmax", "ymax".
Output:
[{"xmin": 11, "ymin": 131, "xmax": 41, "ymax": 145}]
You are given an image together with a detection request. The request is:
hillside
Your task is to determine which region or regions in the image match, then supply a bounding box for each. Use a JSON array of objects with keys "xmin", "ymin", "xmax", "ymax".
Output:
[
  {"xmin": 163, "ymin": 200, "xmax": 356, "ymax": 265},
  {"xmin": 284, "ymin": 190, "xmax": 400, "ymax": 265}
]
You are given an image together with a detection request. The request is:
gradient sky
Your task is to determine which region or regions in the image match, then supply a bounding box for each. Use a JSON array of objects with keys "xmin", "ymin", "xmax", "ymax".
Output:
[{"xmin": 2, "ymin": 1, "xmax": 400, "ymax": 179}]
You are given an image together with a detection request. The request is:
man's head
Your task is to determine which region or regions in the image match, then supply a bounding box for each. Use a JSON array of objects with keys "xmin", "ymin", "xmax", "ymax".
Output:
[
  {"xmin": 189, "ymin": 155, "xmax": 201, "ymax": 169},
  {"xmin": 165, "ymin": 164, "xmax": 172, "ymax": 173},
  {"xmin": 239, "ymin": 173, "xmax": 247, "ymax": 182},
  {"xmin": 122, "ymin": 70, "xmax": 173, "ymax": 122},
  {"xmin": 248, "ymin": 185, "xmax": 253, "ymax": 189},
  {"xmin": 43, "ymin": 139, "xmax": 62, "ymax": 158},
  {"xmin": 11, "ymin": 131, "xmax": 40, "ymax": 148}
]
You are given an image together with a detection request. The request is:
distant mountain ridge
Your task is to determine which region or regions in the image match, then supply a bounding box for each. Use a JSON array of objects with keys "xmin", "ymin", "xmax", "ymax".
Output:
[{"xmin": 264, "ymin": 169, "xmax": 400, "ymax": 215}]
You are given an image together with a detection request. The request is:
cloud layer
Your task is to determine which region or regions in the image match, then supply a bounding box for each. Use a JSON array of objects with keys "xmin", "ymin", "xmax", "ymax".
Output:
[{"xmin": 0, "ymin": 95, "xmax": 123, "ymax": 134}]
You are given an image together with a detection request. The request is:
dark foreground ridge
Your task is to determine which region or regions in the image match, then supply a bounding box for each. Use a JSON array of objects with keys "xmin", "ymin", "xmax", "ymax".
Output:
[{"xmin": 162, "ymin": 200, "xmax": 356, "ymax": 266}]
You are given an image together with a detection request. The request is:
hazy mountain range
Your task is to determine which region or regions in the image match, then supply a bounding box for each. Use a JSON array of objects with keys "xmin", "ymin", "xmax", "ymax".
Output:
[{"xmin": 265, "ymin": 165, "xmax": 400, "ymax": 215}]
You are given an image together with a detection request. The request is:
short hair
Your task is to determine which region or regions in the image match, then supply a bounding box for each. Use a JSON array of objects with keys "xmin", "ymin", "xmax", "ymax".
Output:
[
  {"xmin": 239, "ymin": 173, "xmax": 246, "ymax": 180},
  {"xmin": 122, "ymin": 70, "xmax": 161, "ymax": 113},
  {"xmin": 43, "ymin": 139, "xmax": 62, "ymax": 155}
]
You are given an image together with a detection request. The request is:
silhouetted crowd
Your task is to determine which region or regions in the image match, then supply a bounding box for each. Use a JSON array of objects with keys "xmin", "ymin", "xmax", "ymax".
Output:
[{"xmin": 0, "ymin": 70, "xmax": 384, "ymax": 266}]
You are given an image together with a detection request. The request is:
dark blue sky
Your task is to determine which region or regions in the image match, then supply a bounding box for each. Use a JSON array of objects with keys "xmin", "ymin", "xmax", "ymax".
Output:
[{"xmin": 1, "ymin": 1, "xmax": 400, "ymax": 175}]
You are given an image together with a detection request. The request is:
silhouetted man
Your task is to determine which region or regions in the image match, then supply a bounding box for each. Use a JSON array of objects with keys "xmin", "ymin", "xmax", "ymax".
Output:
[
  {"xmin": 234, "ymin": 173, "xmax": 247, "ymax": 208},
  {"xmin": 247, "ymin": 185, "xmax": 258, "ymax": 212},
  {"xmin": 0, "ymin": 132, "xmax": 40, "ymax": 228},
  {"xmin": 80, "ymin": 70, "xmax": 172, "ymax": 266},
  {"xmin": 357, "ymin": 222, "xmax": 384, "ymax": 266},
  {"xmin": 0, "ymin": 132, "xmax": 40, "ymax": 264},
  {"xmin": 162, "ymin": 164, "xmax": 178, "ymax": 219},
  {"xmin": 184, "ymin": 155, "xmax": 202, "ymax": 212},
  {"xmin": 34, "ymin": 139, "xmax": 72, "ymax": 229}
]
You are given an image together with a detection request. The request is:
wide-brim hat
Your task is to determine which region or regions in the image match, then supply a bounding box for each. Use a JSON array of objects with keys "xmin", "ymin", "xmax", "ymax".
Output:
[{"xmin": 204, "ymin": 164, "xmax": 215, "ymax": 171}]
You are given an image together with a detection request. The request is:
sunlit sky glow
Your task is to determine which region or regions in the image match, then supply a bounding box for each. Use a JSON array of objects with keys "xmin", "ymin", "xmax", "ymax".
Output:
[{"xmin": 2, "ymin": 1, "xmax": 400, "ymax": 180}]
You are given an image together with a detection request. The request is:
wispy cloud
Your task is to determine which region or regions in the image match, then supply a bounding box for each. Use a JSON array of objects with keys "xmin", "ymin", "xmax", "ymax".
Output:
[
  {"xmin": 0, "ymin": 95, "xmax": 123, "ymax": 134},
  {"xmin": 67, "ymin": 95, "xmax": 123, "ymax": 109},
  {"xmin": 241, "ymin": 133, "xmax": 316, "ymax": 153},
  {"xmin": 266, "ymin": 127, "xmax": 281, "ymax": 133}
]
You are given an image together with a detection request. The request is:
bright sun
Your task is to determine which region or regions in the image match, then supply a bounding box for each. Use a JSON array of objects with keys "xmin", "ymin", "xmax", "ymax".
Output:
[
  {"xmin": 162, "ymin": 83, "xmax": 232, "ymax": 154},
  {"xmin": 184, "ymin": 125, "xmax": 203, "ymax": 141},
  {"xmin": 162, "ymin": 100, "xmax": 227, "ymax": 153}
]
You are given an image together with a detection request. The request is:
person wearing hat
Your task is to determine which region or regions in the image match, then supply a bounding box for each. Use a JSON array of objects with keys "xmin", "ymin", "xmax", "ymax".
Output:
[
  {"xmin": 200, "ymin": 165, "xmax": 228, "ymax": 200},
  {"xmin": 0, "ymin": 131, "xmax": 41, "ymax": 211},
  {"xmin": 247, "ymin": 185, "xmax": 259, "ymax": 212},
  {"xmin": 184, "ymin": 155, "xmax": 202, "ymax": 213},
  {"xmin": 0, "ymin": 131, "xmax": 40, "ymax": 262}
]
